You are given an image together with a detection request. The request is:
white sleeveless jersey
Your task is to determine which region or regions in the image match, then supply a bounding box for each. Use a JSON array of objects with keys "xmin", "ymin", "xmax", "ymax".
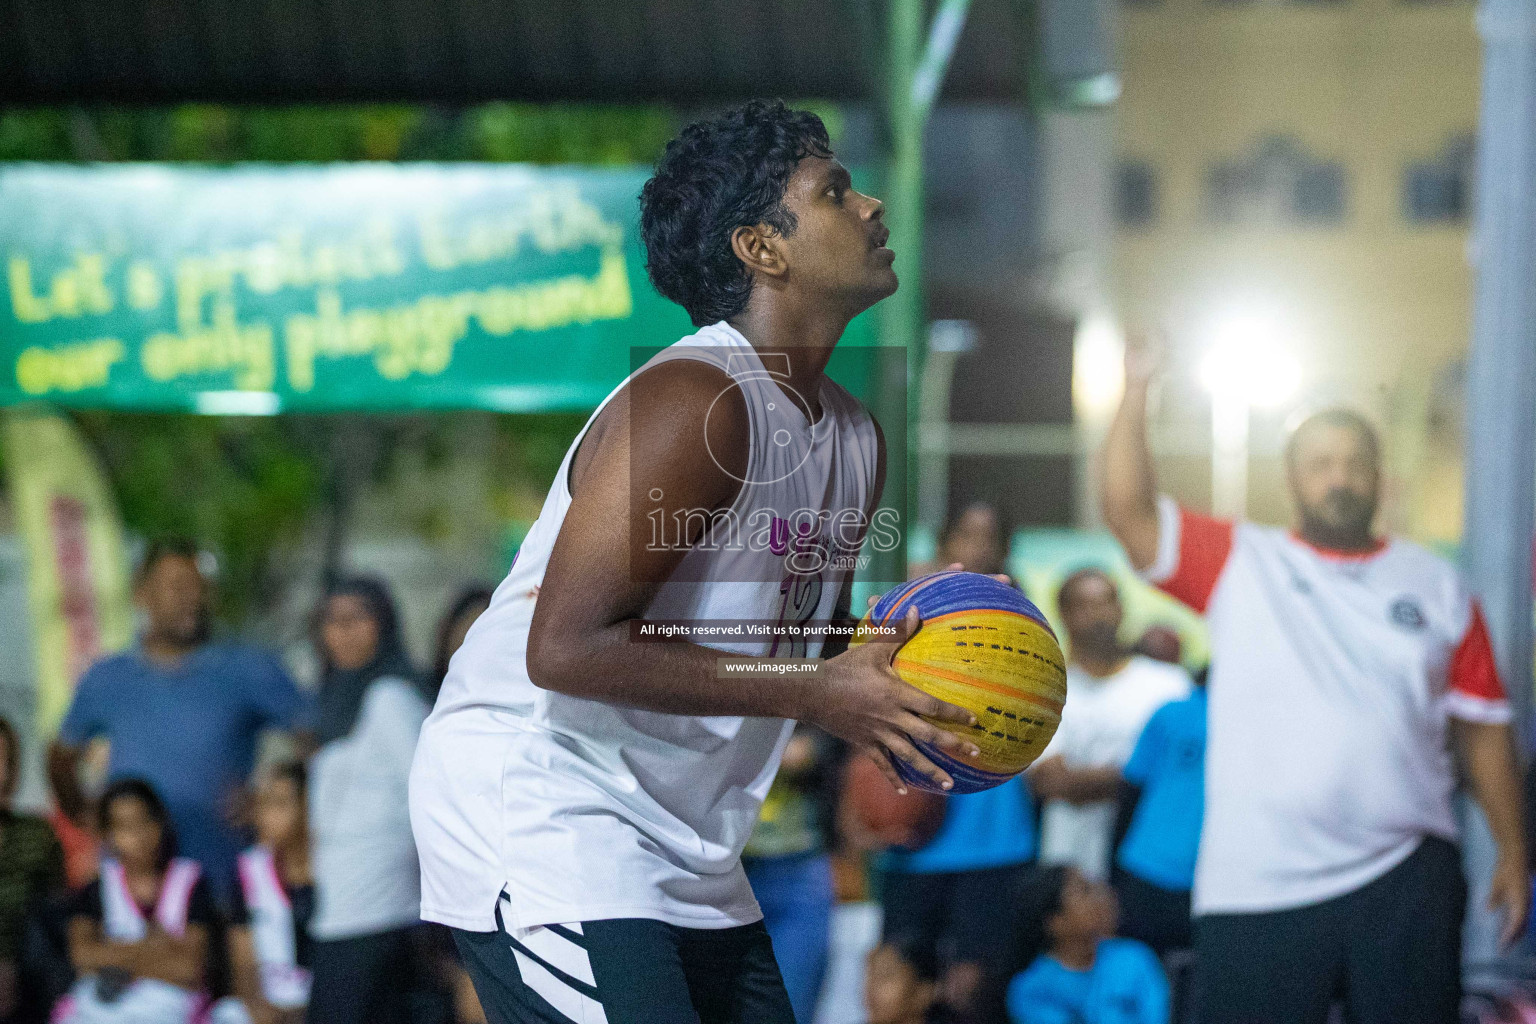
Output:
[{"xmin": 409, "ymin": 322, "xmax": 881, "ymax": 932}]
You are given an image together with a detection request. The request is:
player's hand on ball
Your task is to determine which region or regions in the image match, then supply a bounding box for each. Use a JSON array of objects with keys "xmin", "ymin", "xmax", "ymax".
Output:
[{"xmin": 813, "ymin": 605, "xmax": 981, "ymax": 795}]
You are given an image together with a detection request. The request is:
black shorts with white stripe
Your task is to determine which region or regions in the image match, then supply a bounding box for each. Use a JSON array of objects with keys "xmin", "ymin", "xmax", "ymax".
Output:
[{"xmin": 451, "ymin": 896, "xmax": 795, "ymax": 1024}]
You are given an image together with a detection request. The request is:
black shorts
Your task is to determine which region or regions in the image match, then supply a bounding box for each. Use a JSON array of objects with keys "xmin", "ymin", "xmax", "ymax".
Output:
[
  {"xmin": 1195, "ymin": 836, "xmax": 1465, "ymax": 1024},
  {"xmin": 452, "ymin": 899, "xmax": 794, "ymax": 1024},
  {"xmin": 306, "ymin": 926, "xmax": 415, "ymax": 1024}
]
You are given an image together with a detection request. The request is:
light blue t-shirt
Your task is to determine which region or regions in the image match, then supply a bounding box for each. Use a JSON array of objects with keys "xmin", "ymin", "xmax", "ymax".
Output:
[
  {"xmin": 60, "ymin": 643, "xmax": 309, "ymax": 890},
  {"xmin": 1116, "ymin": 689, "xmax": 1207, "ymax": 892},
  {"xmin": 1007, "ymin": 938, "xmax": 1168, "ymax": 1024},
  {"xmin": 882, "ymin": 774, "xmax": 1036, "ymax": 874}
]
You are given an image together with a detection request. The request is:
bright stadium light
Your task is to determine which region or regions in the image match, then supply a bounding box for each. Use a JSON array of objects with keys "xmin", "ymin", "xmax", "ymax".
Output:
[
  {"xmin": 1073, "ymin": 314, "xmax": 1125, "ymax": 420},
  {"xmin": 1199, "ymin": 311, "xmax": 1302, "ymax": 518},
  {"xmin": 1199, "ymin": 312, "xmax": 1302, "ymax": 411}
]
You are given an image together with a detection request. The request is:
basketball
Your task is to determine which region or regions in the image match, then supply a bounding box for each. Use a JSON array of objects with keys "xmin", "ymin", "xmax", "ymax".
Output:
[
  {"xmin": 852, "ymin": 570, "xmax": 1067, "ymax": 794},
  {"xmin": 840, "ymin": 753, "xmax": 946, "ymax": 850}
]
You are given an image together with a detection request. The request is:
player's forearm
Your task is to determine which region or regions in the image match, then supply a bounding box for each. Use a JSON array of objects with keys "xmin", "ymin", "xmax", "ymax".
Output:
[
  {"xmin": 1101, "ymin": 378, "xmax": 1160, "ymax": 569},
  {"xmin": 1456, "ymin": 719, "xmax": 1527, "ymax": 863},
  {"xmin": 528, "ymin": 624, "xmax": 819, "ymax": 721}
]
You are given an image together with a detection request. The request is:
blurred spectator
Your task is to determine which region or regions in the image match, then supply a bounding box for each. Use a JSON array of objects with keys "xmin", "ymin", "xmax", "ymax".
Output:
[
  {"xmin": 876, "ymin": 781, "xmax": 1036, "ymax": 1024},
  {"xmin": 48, "ymin": 539, "xmax": 310, "ymax": 901},
  {"xmin": 1105, "ymin": 354, "xmax": 1526, "ymax": 1022},
  {"xmin": 0, "ymin": 716, "xmax": 66, "ymax": 1022},
  {"xmin": 305, "ymin": 577, "xmax": 429, "ymax": 1024},
  {"xmin": 220, "ymin": 762, "xmax": 313, "ymax": 1024},
  {"xmin": 910, "ymin": 503, "xmax": 1009, "ymax": 579},
  {"xmin": 1031, "ymin": 570, "xmax": 1190, "ymax": 882},
  {"xmin": 866, "ymin": 935, "xmax": 941, "ymax": 1024},
  {"xmin": 1114, "ymin": 668, "xmax": 1208, "ymax": 956},
  {"xmin": 1131, "ymin": 626, "xmax": 1182, "ymax": 667},
  {"xmin": 1007, "ymin": 866, "xmax": 1168, "ymax": 1024},
  {"xmin": 57, "ymin": 779, "xmax": 218, "ymax": 1024},
  {"xmin": 875, "ymin": 503, "xmax": 1037, "ymax": 1024},
  {"xmin": 741, "ymin": 726, "xmax": 841, "ymax": 1024},
  {"xmin": 427, "ymin": 588, "xmax": 494, "ymax": 705}
]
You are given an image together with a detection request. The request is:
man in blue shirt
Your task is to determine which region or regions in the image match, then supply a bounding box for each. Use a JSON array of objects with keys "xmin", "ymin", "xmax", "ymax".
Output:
[
  {"xmin": 48, "ymin": 539, "xmax": 310, "ymax": 898},
  {"xmin": 1113, "ymin": 670, "xmax": 1208, "ymax": 954}
]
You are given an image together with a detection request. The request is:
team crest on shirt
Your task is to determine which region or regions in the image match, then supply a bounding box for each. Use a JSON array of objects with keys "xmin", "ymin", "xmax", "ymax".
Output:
[{"xmin": 1389, "ymin": 597, "xmax": 1427, "ymax": 631}]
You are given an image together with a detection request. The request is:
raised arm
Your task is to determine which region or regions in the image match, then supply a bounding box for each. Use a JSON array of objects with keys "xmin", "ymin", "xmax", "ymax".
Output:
[
  {"xmin": 1100, "ymin": 341, "xmax": 1162, "ymax": 572},
  {"xmin": 524, "ymin": 360, "xmax": 977, "ymax": 792}
]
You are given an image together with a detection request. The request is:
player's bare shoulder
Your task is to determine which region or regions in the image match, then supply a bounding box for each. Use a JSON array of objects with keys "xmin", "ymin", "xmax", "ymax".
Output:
[{"xmin": 570, "ymin": 356, "xmax": 748, "ymax": 504}]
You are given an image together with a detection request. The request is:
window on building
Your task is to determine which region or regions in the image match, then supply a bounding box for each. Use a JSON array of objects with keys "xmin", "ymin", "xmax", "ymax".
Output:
[
  {"xmin": 1116, "ymin": 161, "xmax": 1159, "ymax": 228},
  {"xmin": 1205, "ymin": 136, "xmax": 1348, "ymax": 226},
  {"xmin": 1404, "ymin": 134, "xmax": 1475, "ymax": 223}
]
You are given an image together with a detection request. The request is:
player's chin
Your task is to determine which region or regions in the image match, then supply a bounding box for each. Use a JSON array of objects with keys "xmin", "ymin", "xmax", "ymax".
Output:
[{"xmin": 869, "ymin": 265, "xmax": 899, "ymax": 298}]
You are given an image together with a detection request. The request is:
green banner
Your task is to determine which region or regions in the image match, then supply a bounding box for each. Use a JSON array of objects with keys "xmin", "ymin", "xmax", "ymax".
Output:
[{"xmin": 0, "ymin": 164, "xmax": 877, "ymax": 413}]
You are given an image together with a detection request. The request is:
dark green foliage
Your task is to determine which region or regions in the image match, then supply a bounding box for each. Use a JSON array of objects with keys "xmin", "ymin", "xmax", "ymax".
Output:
[
  {"xmin": 71, "ymin": 413, "xmax": 323, "ymax": 624},
  {"xmin": 0, "ymin": 104, "xmax": 677, "ymax": 164}
]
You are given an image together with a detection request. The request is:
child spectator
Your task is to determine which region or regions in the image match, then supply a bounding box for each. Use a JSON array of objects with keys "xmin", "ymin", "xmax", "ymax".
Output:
[
  {"xmin": 866, "ymin": 934, "xmax": 941, "ymax": 1024},
  {"xmin": 1007, "ymin": 866, "xmax": 1168, "ymax": 1024},
  {"xmin": 56, "ymin": 779, "xmax": 219, "ymax": 1024},
  {"xmin": 215, "ymin": 762, "xmax": 313, "ymax": 1024}
]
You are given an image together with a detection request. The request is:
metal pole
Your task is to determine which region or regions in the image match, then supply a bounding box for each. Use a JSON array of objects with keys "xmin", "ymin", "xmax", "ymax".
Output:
[
  {"xmin": 1466, "ymin": 0, "xmax": 1536, "ymax": 754},
  {"xmin": 1461, "ymin": 0, "xmax": 1536, "ymax": 969},
  {"xmin": 876, "ymin": 0, "xmax": 923, "ymax": 588},
  {"xmin": 1210, "ymin": 393, "xmax": 1249, "ymax": 521},
  {"xmin": 880, "ymin": 0, "xmax": 973, "ymax": 587},
  {"xmin": 917, "ymin": 320, "xmax": 976, "ymax": 534}
]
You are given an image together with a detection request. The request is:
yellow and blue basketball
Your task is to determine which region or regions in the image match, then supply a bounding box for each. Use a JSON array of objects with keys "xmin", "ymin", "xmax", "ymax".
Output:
[{"xmin": 852, "ymin": 570, "xmax": 1067, "ymax": 794}]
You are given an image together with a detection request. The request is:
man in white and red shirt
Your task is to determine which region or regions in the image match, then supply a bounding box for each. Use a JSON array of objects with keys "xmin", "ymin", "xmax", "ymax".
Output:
[{"xmin": 1100, "ymin": 346, "xmax": 1528, "ymax": 1024}]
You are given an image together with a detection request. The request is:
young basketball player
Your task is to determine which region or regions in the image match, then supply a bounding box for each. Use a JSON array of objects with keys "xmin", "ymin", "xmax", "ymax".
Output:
[{"xmin": 408, "ymin": 101, "xmax": 983, "ymax": 1024}]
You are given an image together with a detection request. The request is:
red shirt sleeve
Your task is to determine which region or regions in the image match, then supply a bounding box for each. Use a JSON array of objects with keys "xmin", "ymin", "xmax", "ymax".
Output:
[
  {"xmin": 1449, "ymin": 602, "xmax": 1507, "ymax": 704},
  {"xmin": 1158, "ymin": 506, "xmax": 1236, "ymax": 614}
]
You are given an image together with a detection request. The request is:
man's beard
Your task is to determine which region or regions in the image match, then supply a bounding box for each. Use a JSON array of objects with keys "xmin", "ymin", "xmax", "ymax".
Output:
[
  {"xmin": 1072, "ymin": 623, "xmax": 1122, "ymax": 663},
  {"xmin": 1298, "ymin": 489, "xmax": 1377, "ymax": 549},
  {"xmin": 164, "ymin": 608, "xmax": 212, "ymax": 648}
]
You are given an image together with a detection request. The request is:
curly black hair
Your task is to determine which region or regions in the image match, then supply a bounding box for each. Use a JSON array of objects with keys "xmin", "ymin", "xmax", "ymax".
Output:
[{"xmin": 639, "ymin": 100, "xmax": 833, "ymax": 327}]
